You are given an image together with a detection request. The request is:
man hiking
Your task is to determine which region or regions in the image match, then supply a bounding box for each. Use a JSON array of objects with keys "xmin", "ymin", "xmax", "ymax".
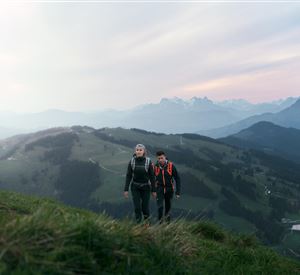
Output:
[
  {"xmin": 154, "ymin": 151, "xmax": 181, "ymax": 223},
  {"xmin": 124, "ymin": 144, "xmax": 156, "ymax": 224}
]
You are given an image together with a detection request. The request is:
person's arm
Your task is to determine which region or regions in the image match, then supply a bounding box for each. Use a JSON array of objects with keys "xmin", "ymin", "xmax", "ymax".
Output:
[
  {"xmin": 172, "ymin": 164, "xmax": 181, "ymax": 196},
  {"xmin": 148, "ymin": 161, "xmax": 156, "ymax": 193},
  {"xmin": 124, "ymin": 161, "xmax": 133, "ymax": 192}
]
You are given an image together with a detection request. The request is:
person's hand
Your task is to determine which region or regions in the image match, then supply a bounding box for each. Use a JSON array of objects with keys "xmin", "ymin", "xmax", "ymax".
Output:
[
  {"xmin": 176, "ymin": 194, "xmax": 180, "ymax": 199},
  {"xmin": 152, "ymin": 192, "xmax": 157, "ymax": 199},
  {"xmin": 124, "ymin": 191, "xmax": 129, "ymax": 199}
]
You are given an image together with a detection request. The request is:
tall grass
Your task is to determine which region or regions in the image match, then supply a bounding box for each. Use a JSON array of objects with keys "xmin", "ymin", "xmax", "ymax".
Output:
[{"xmin": 0, "ymin": 190, "xmax": 299, "ymax": 274}]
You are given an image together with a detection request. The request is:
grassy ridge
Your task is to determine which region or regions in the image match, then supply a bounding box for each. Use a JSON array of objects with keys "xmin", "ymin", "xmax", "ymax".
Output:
[{"xmin": 0, "ymin": 191, "xmax": 299, "ymax": 275}]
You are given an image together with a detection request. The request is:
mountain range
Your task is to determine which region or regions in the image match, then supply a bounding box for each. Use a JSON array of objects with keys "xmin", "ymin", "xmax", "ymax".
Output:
[
  {"xmin": 199, "ymin": 98, "xmax": 300, "ymax": 138},
  {"xmin": 0, "ymin": 96, "xmax": 298, "ymax": 139},
  {"xmin": 0, "ymin": 126, "xmax": 25, "ymax": 140}
]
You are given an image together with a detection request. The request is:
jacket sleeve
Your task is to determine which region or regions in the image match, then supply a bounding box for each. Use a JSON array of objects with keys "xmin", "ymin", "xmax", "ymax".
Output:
[
  {"xmin": 148, "ymin": 161, "xmax": 156, "ymax": 192},
  {"xmin": 172, "ymin": 164, "xmax": 181, "ymax": 195},
  {"xmin": 124, "ymin": 161, "xmax": 133, "ymax": 192}
]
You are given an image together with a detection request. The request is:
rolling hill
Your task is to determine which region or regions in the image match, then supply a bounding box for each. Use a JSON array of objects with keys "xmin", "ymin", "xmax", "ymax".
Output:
[
  {"xmin": 220, "ymin": 121, "xmax": 300, "ymax": 163},
  {"xmin": 1, "ymin": 126, "xmax": 300, "ymax": 256},
  {"xmin": 1, "ymin": 190, "xmax": 299, "ymax": 274},
  {"xmin": 199, "ymin": 98, "xmax": 300, "ymax": 138}
]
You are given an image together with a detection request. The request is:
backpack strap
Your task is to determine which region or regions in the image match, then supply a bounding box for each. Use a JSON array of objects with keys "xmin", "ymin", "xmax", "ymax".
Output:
[
  {"xmin": 167, "ymin": 161, "xmax": 175, "ymax": 192},
  {"xmin": 154, "ymin": 164, "xmax": 160, "ymax": 176},
  {"xmin": 167, "ymin": 161, "xmax": 173, "ymax": 176},
  {"xmin": 145, "ymin": 157, "xmax": 150, "ymax": 172},
  {"xmin": 131, "ymin": 157, "xmax": 136, "ymax": 171},
  {"xmin": 131, "ymin": 157, "xmax": 151, "ymax": 172}
]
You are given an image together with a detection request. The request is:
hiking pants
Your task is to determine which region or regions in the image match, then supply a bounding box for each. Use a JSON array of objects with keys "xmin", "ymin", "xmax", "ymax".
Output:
[
  {"xmin": 157, "ymin": 190, "xmax": 174, "ymax": 223},
  {"xmin": 131, "ymin": 184, "xmax": 151, "ymax": 223}
]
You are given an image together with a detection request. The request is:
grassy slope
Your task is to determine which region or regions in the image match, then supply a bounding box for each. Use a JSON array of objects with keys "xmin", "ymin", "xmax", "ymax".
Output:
[
  {"xmin": 0, "ymin": 127, "xmax": 294, "ymax": 212},
  {"xmin": 1, "ymin": 127, "xmax": 300, "ymax": 252},
  {"xmin": 70, "ymin": 130, "xmax": 260, "ymax": 233},
  {"xmin": 81, "ymin": 129, "xmax": 299, "ymax": 229},
  {"xmin": 0, "ymin": 190, "xmax": 300, "ymax": 275}
]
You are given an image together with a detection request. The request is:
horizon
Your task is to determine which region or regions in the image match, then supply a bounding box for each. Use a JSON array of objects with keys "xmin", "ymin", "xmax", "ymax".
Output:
[
  {"xmin": 1, "ymin": 3, "xmax": 300, "ymax": 112},
  {"xmin": 0, "ymin": 95, "xmax": 298, "ymax": 114}
]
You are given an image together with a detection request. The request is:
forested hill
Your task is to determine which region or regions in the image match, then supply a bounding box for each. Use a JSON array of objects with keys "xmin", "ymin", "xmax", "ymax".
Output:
[{"xmin": 220, "ymin": 121, "xmax": 300, "ymax": 163}]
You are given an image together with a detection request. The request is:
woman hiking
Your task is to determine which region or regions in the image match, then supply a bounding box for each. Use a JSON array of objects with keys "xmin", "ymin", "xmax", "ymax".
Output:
[{"xmin": 124, "ymin": 144, "xmax": 156, "ymax": 224}]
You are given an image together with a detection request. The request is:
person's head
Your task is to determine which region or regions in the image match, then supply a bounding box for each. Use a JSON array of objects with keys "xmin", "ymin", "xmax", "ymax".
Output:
[
  {"xmin": 135, "ymin": 144, "xmax": 146, "ymax": 157},
  {"xmin": 156, "ymin": 151, "xmax": 167, "ymax": 164}
]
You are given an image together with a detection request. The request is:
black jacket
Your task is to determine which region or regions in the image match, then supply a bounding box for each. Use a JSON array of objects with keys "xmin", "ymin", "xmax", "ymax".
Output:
[
  {"xmin": 124, "ymin": 156, "xmax": 156, "ymax": 192},
  {"xmin": 154, "ymin": 161, "xmax": 181, "ymax": 195}
]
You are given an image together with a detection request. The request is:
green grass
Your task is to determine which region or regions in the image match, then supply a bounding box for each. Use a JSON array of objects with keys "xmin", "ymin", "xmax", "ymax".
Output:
[{"xmin": 1, "ymin": 190, "xmax": 300, "ymax": 275}]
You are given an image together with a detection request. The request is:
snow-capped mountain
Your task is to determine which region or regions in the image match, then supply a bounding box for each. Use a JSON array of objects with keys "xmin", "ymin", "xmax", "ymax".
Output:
[{"xmin": 0, "ymin": 96, "xmax": 298, "ymax": 138}]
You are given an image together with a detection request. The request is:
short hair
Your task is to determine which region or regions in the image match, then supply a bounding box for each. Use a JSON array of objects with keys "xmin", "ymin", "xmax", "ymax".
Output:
[{"xmin": 156, "ymin": 151, "xmax": 165, "ymax": 156}]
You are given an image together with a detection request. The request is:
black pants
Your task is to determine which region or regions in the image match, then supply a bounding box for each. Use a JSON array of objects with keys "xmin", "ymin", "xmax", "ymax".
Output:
[
  {"xmin": 131, "ymin": 184, "xmax": 151, "ymax": 223},
  {"xmin": 157, "ymin": 189, "xmax": 173, "ymax": 223}
]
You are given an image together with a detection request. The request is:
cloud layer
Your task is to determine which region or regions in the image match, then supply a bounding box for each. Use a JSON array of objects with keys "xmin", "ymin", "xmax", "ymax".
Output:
[{"xmin": 1, "ymin": 2, "xmax": 300, "ymax": 112}]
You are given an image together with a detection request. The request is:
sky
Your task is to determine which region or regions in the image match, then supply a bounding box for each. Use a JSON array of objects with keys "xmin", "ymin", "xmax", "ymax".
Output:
[{"xmin": 1, "ymin": 1, "xmax": 300, "ymax": 112}]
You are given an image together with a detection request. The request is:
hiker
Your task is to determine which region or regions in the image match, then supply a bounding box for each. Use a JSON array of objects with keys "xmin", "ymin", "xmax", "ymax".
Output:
[
  {"xmin": 124, "ymin": 144, "xmax": 156, "ymax": 223},
  {"xmin": 154, "ymin": 151, "xmax": 181, "ymax": 223}
]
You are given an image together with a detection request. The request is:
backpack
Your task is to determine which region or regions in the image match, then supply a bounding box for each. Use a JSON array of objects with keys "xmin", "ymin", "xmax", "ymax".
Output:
[
  {"xmin": 131, "ymin": 157, "xmax": 151, "ymax": 172},
  {"xmin": 154, "ymin": 161, "xmax": 173, "ymax": 177},
  {"xmin": 155, "ymin": 161, "xmax": 174, "ymax": 193}
]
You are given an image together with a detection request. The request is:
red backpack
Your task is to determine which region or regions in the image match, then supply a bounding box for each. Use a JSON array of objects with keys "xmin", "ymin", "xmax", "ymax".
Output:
[
  {"xmin": 155, "ymin": 162, "xmax": 173, "ymax": 177},
  {"xmin": 155, "ymin": 162, "xmax": 174, "ymax": 193}
]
